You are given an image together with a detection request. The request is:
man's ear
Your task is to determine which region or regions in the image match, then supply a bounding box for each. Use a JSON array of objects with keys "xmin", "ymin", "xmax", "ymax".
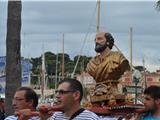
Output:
[
  {"xmin": 28, "ymin": 100, "xmax": 34, "ymax": 108},
  {"xmin": 73, "ymin": 91, "xmax": 80, "ymax": 101},
  {"xmin": 155, "ymin": 98, "xmax": 160, "ymax": 105}
]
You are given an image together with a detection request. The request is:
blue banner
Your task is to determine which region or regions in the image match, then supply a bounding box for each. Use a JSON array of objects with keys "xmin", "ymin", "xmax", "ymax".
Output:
[{"xmin": 0, "ymin": 56, "xmax": 32, "ymax": 93}]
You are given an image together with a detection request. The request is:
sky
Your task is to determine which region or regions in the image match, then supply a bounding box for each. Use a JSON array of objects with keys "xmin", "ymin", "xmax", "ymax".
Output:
[{"xmin": 0, "ymin": 0, "xmax": 160, "ymax": 72}]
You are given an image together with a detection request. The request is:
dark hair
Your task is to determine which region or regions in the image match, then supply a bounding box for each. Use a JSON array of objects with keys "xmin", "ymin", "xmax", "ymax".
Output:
[
  {"xmin": 17, "ymin": 87, "xmax": 38, "ymax": 109},
  {"xmin": 104, "ymin": 32, "xmax": 114, "ymax": 49},
  {"xmin": 0, "ymin": 98, "xmax": 4, "ymax": 103},
  {"xmin": 58, "ymin": 78, "xmax": 83, "ymax": 102},
  {"xmin": 144, "ymin": 85, "xmax": 160, "ymax": 100}
]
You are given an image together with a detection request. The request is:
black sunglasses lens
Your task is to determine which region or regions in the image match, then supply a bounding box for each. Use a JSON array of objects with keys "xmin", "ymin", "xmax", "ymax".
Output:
[
  {"xmin": 55, "ymin": 90, "xmax": 75, "ymax": 95},
  {"xmin": 55, "ymin": 90, "xmax": 65, "ymax": 94}
]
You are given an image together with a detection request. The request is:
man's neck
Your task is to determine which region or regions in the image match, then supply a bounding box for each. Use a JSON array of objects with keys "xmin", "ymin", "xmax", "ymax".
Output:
[
  {"xmin": 153, "ymin": 109, "xmax": 160, "ymax": 118},
  {"xmin": 28, "ymin": 107, "xmax": 36, "ymax": 111},
  {"xmin": 99, "ymin": 48, "xmax": 111, "ymax": 59},
  {"xmin": 64, "ymin": 104, "xmax": 81, "ymax": 118}
]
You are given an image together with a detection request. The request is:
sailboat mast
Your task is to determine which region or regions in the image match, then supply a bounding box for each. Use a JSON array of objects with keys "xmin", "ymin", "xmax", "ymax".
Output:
[
  {"xmin": 62, "ymin": 33, "xmax": 64, "ymax": 80},
  {"xmin": 55, "ymin": 53, "xmax": 58, "ymax": 89},
  {"xmin": 97, "ymin": 0, "xmax": 100, "ymax": 33},
  {"xmin": 130, "ymin": 27, "xmax": 133, "ymax": 83},
  {"xmin": 143, "ymin": 58, "xmax": 147, "ymax": 89},
  {"xmin": 41, "ymin": 52, "xmax": 46, "ymax": 100}
]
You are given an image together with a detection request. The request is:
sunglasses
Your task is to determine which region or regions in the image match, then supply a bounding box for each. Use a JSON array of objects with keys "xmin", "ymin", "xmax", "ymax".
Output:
[{"xmin": 55, "ymin": 89, "xmax": 76, "ymax": 95}]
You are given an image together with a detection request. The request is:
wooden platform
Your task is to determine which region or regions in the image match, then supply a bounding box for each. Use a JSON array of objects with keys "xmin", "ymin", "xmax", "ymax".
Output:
[{"xmin": 87, "ymin": 104, "xmax": 144, "ymax": 116}]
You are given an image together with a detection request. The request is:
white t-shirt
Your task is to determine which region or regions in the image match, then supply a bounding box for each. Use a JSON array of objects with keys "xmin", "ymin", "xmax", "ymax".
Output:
[
  {"xmin": 50, "ymin": 109, "xmax": 100, "ymax": 120},
  {"xmin": 4, "ymin": 115, "xmax": 40, "ymax": 120}
]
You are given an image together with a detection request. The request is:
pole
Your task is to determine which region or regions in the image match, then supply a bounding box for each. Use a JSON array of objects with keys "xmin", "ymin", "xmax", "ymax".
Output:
[
  {"xmin": 143, "ymin": 58, "xmax": 147, "ymax": 89},
  {"xmin": 41, "ymin": 52, "xmax": 46, "ymax": 101},
  {"xmin": 130, "ymin": 27, "xmax": 133, "ymax": 83},
  {"xmin": 97, "ymin": 0, "xmax": 100, "ymax": 33},
  {"xmin": 62, "ymin": 33, "xmax": 64, "ymax": 80},
  {"xmin": 135, "ymin": 81, "xmax": 138, "ymax": 104},
  {"xmin": 55, "ymin": 54, "xmax": 58, "ymax": 89}
]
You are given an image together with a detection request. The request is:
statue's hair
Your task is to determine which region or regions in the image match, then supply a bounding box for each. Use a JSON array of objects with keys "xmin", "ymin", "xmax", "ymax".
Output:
[{"xmin": 104, "ymin": 32, "xmax": 114, "ymax": 49}]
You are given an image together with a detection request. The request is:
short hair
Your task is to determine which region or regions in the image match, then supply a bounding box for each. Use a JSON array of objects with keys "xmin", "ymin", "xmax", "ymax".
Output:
[
  {"xmin": 58, "ymin": 78, "xmax": 83, "ymax": 102},
  {"xmin": 104, "ymin": 32, "xmax": 114, "ymax": 49},
  {"xmin": 16, "ymin": 87, "xmax": 38, "ymax": 109},
  {"xmin": 0, "ymin": 98, "xmax": 4, "ymax": 103},
  {"xmin": 144, "ymin": 85, "xmax": 160, "ymax": 100}
]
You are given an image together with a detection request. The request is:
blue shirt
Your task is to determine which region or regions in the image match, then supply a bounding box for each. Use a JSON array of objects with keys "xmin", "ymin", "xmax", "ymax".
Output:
[{"xmin": 140, "ymin": 113, "xmax": 160, "ymax": 120}]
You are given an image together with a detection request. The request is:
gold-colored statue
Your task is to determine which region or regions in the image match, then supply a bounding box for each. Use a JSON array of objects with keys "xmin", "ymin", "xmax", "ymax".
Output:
[{"xmin": 86, "ymin": 32, "xmax": 130, "ymax": 104}]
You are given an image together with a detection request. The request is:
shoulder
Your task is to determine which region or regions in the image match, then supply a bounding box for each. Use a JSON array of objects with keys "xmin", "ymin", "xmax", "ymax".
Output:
[
  {"xmin": 76, "ymin": 109, "xmax": 99, "ymax": 120},
  {"xmin": 50, "ymin": 112, "xmax": 68, "ymax": 120},
  {"xmin": 140, "ymin": 113, "xmax": 152, "ymax": 120},
  {"xmin": 30, "ymin": 116, "xmax": 40, "ymax": 120},
  {"xmin": 111, "ymin": 51, "xmax": 128, "ymax": 63},
  {"xmin": 111, "ymin": 51, "xmax": 124, "ymax": 57},
  {"xmin": 4, "ymin": 115, "xmax": 40, "ymax": 120},
  {"xmin": 52, "ymin": 111, "xmax": 64, "ymax": 116},
  {"xmin": 90, "ymin": 56, "xmax": 98, "ymax": 62},
  {"xmin": 4, "ymin": 115, "xmax": 18, "ymax": 120}
]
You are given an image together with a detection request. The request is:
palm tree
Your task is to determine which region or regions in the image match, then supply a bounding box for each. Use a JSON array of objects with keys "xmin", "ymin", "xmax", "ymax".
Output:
[
  {"xmin": 5, "ymin": 0, "xmax": 22, "ymax": 115},
  {"xmin": 156, "ymin": 0, "xmax": 160, "ymax": 10}
]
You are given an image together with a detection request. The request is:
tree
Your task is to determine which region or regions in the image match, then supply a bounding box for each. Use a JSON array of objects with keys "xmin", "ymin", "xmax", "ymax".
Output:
[
  {"xmin": 156, "ymin": 0, "xmax": 160, "ymax": 10},
  {"xmin": 73, "ymin": 55, "xmax": 92, "ymax": 73},
  {"xmin": 30, "ymin": 52, "xmax": 93, "ymax": 86},
  {"xmin": 5, "ymin": 1, "xmax": 22, "ymax": 115},
  {"xmin": 45, "ymin": 52, "xmax": 56, "ymax": 75}
]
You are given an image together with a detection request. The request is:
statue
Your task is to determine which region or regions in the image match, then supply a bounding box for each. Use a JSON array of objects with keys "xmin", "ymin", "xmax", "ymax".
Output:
[{"xmin": 86, "ymin": 32, "xmax": 130, "ymax": 104}]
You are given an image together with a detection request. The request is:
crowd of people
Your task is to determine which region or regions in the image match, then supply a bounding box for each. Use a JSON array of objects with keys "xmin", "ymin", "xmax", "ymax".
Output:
[
  {"xmin": 3, "ymin": 79, "xmax": 99, "ymax": 120},
  {"xmin": 1, "ymin": 80, "xmax": 160, "ymax": 120},
  {"xmin": 1, "ymin": 32, "xmax": 160, "ymax": 120}
]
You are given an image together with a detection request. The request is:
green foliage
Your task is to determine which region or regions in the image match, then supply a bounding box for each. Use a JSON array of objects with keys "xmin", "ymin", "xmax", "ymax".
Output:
[
  {"xmin": 30, "ymin": 57, "xmax": 41, "ymax": 74},
  {"xmin": 45, "ymin": 51, "xmax": 56, "ymax": 75},
  {"xmin": 65, "ymin": 62, "xmax": 75, "ymax": 73},
  {"xmin": 48, "ymin": 83, "xmax": 55, "ymax": 89},
  {"xmin": 30, "ymin": 52, "xmax": 92, "ymax": 87},
  {"xmin": 156, "ymin": 0, "xmax": 160, "ymax": 11},
  {"xmin": 73, "ymin": 55, "xmax": 92, "ymax": 73}
]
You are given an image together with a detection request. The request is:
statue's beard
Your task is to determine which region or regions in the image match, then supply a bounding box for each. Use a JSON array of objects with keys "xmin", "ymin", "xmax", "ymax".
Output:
[{"xmin": 95, "ymin": 42, "xmax": 107, "ymax": 53}]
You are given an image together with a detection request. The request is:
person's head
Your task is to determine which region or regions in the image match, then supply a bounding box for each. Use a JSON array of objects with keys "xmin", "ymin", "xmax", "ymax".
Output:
[
  {"xmin": 95, "ymin": 32, "xmax": 114, "ymax": 53},
  {"xmin": 0, "ymin": 98, "xmax": 4, "ymax": 109},
  {"xmin": 55, "ymin": 78, "xmax": 83, "ymax": 111},
  {"xmin": 143, "ymin": 85, "xmax": 160, "ymax": 112},
  {"xmin": 12, "ymin": 87, "xmax": 38, "ymax": 112}
]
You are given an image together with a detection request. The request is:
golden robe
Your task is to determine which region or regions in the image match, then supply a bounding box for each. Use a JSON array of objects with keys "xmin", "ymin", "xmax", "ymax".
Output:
[
  {"xmin": 86, "ymin": 51, "xmax": 130, "ymax": 83},
  {"xmin": 86, "ymin": 51, "xmax": 130, "ymax": 103}
]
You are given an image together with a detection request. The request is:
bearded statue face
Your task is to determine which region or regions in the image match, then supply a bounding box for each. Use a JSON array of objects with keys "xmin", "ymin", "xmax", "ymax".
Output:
[
  {"xmin": 95, "ymin": 42, "xmax": 107, "ymax": 53},
  {"xmin": 95, "ymin": 32, "xmax": 109, "ymax": 53}
]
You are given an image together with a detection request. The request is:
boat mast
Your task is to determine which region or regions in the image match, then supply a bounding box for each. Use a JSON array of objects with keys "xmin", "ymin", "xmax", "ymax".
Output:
[
  {"xmin": 71, "ymin": 0, "xmax": 101, "ymax": 78},
  {"xmin": 142, "ymin": 58, "xmax": 147, "ymax": 89},
  {"xmin": 97, "ymin": 0, "xmax": 100, "ymax": 33},
  {"xmin": 130, "ymin": 27, "xmax": 133, "ymax": 83},
  {"xmin": 55, "ymin": 53, "xmax": 58, "ymax": 89},
  {"xmin": 62, "ymin": 33, "xmax": 64, "ymax": 80},
  {"xmin": 41, "ymin": 51, "xmax": 46, "ymax": 101}
]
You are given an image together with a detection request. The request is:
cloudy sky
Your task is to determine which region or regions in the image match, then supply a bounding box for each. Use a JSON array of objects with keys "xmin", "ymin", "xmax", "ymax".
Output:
[{"xmin": 0, "ymin": 0, "xmax": 160, "ymax": 72}]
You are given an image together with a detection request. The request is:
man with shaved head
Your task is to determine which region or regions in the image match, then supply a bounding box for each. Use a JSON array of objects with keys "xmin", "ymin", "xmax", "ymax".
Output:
[{"xmin": 86, "ymin": 32, "xmax": 130, "ymax": 105}]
